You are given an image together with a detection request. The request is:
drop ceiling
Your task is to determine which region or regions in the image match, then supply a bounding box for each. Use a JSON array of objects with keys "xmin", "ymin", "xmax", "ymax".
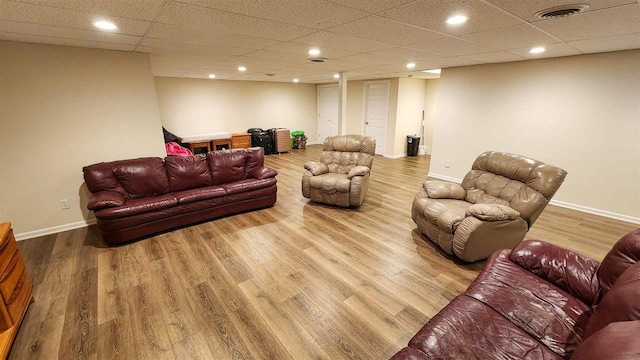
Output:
[{"xmin": 1, "ymin": 0, "xmax": 639, "ymax": 83}]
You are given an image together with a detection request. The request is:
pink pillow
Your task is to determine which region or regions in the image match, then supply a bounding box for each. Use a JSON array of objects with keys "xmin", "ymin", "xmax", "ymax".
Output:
[{"xmin": 165, "ymin": 142, "xmax": 193, "ymax": 156}]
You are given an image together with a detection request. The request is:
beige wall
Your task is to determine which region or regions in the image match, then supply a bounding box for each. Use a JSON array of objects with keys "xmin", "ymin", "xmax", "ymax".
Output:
[
  {"xmin": 0, "ymin": 41, "xmax": 166, "ymax": 235},
  {"xmin": 154, "ymin": 77, "xmax": 317, "ymax": 142},
  {"xmin": 430, "ymin": 50, "xmax": 640, "ymax": 219},
  {"xmin": 394, "ymin": 78, "xmax": 426, "ymax": 156},
  {"xmin": 423, "ymin": 79, "xmax": 440, "ymax": 155}
]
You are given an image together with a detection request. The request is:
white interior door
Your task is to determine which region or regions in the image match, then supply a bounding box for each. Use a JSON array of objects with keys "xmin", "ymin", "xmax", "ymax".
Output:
[
  {"xmin": 364, "ymin": 81, "xmax": 389, "ymax": 155},
  {"xmin": 317, "ymin": 85, "xmax": 339, "ymax": 143}
]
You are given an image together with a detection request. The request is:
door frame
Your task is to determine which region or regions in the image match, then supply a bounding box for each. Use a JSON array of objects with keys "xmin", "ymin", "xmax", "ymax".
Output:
[
  {"xmin": 317, "ymin": 84, "xmax": 339, "ymax": 144},
  {"xmin": 363, "ymin": 80, "xmax": 390, "ymax": 155}
]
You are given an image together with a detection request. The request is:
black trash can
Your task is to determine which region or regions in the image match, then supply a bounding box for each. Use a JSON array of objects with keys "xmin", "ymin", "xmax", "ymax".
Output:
[{"xmin": 407, "ymin": 134, "xmax": 420, "ymax": 156}]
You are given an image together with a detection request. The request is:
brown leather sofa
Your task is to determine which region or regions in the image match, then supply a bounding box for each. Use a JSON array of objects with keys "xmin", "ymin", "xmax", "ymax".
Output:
[
  {"xmin": 302, "ymin": 134, "xmax": 376, "ymax": 207},
  {"xmin": 413, "ymin": 151, "xmax": 567, "ymax": 262},
  {"xmin": 392, "ymin": 228, "xmax": 640, "ymax": 360},
  {"xmin": 83, "ymin": 147, "xmax": 277, "ymax": 244}
]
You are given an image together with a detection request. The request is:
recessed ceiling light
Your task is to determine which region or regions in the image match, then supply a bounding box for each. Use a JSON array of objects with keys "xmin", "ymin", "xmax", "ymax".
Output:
[
  {"xmin": 446, "ymin": 15, "xmax": 468, "ymax": 25},
  {"xmin": 423, "ymin": 69, "xmax": 441, "ymax": 74},
  {"xmin": 334, "ymin": 74, "xmax": 340, "ymax": 79},
  {"xmin": 293, "ymin": 78, "xmax": 299, "ymax": 83},
  {"xmin": 238, "ymin": 66, "xmax": 247, "ymax": 71},
  {"xmin": 406, "ymin": 62, "xmax": 416, "ymax": 69},
  {"xmin": 93, "ymin": 20, "xmax": 117, "ymax": 30},
  {"xmin": 308, "ymin": 48, "xmax": 320, "ymax": 56},
  {"xmin": 529, "ymin": 47, "xmax": 546, "ymax": 54},
  {"xmin": 208, "ymin": 74, "xmax": 216, "ymax": 79}
]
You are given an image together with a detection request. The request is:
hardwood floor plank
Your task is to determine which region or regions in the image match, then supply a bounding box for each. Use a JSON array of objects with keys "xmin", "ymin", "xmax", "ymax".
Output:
[{"xmin": 9, "ymin": 145, "xmax": 638, "ymax": 359}]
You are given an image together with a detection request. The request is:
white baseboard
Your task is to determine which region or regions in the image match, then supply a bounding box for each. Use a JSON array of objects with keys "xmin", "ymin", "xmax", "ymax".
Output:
[
  {"xmin": 15, "ymin": 218, "xmax": 97, "ymax": 241},
  {"xmin": 384, "ymin": 153, "xmax": 406, "ymax": 159},
  {"xmin": 427, "ymin": 172, "xmax": 462, "ymax": 183},
  {"xmin": 427, "ymin": 172, "xmax": 640, "ymax": 225}
]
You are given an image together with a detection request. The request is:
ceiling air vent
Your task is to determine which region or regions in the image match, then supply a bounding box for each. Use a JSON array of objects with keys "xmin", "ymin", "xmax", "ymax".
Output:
[
  {"xmin": 534, "ymin": 4, "xmax": 589, "ymax": 19},
  {"xmin": 308, "ymin": 57, "xmax": 328, "ymax": 63}
]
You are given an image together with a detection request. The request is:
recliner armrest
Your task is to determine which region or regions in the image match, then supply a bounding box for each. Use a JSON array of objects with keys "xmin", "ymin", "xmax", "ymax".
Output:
[
  {"xmin": 347, "ymin": 166, "xmax": 370, "ymax": 179},
  {"xmin": 423, "ymin": 180, "xmax": 466, "ymax": 199},
  {"xmin": 509, "ymin": 240, "xmax": 601, "ymax": 305},
  {"xmin": 87, "ymin": 191, "xmax": 125, "ymax": 211},
  {"xmin": 465, "ymin": 204, "xmax": 520, "ymax": 221},
  {"xmin": 304, "ymin": 161, "xmax": 329, "ymax": 176},
  {"xmin": 249, "ymin": 167, "xmax": 278, "ymax": 180}
]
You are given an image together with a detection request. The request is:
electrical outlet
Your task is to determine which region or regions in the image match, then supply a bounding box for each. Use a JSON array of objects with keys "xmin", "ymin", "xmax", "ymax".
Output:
[
  {"xmin": 445, "ymin": 160, "xmax": 451, "ymax": 168},
  {"xmin": 60, "ymin": 199, "xmax": 70, "ymax": 209}
]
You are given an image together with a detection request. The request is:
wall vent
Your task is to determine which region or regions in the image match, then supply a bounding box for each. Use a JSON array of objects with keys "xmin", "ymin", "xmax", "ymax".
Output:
[{"xmin": 534, "ymin": 4, "xmax": 589, "ymax": 19}]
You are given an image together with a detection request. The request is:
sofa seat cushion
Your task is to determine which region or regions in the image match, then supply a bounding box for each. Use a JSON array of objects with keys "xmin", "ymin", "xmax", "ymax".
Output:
[
  {"xmin": 309, "ymin": 173, "xmax": 351, "ymax": 194},
  {"xmin": 389, "ymin": 347, "xmax": 429, "ymax": 360},
  {"xmin": 173, "ymin": 186, "xmax": 227, "ymax": 205},
  {"xmin": 465, "ymin": 250, "xmax": 592, "ymax": 357},
  {"xmin": 408, "ymin": 295, "xmax": 561, "ymax": 360},
  {"xmin": 95, "ymin": 194, "xmax": 178, "ymax": 219},
  {"xmin": 221, "ymin": 178, "xmax": 277, "ymax": 195}
]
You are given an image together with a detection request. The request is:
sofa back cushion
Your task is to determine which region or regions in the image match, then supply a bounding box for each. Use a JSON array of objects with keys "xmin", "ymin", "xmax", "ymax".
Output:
[
  {"xmin": 461, "ymin": 151, "xmax": 567, "ymax": 226},
  {"xmin": 583, "ymin": 261, "xmax": 640, "ymax": 338},
  {"xmin": 245, "ymin": 147, "xmax": 264, "ymax": 177},
  {"xmin": 597, "ymin": 229, "xmax": 640, "ymax": 298},
  {"xmin": 164, "ymin": 155, "xmax": 213, "ymax": 192},
  {"xmin": 208, "ymin": 150, "xmax": 247, "ymax": 185},
  {"xmin": 320, "ymin": 135, "xmax": 376, "ymax": 174},
  {"xmin": 110, "ymin": 157, "xmax": 170, "ymax": 198},
  {"xmin": 83, "ymin": 162, "xmax": 128, "ymax": 197}
]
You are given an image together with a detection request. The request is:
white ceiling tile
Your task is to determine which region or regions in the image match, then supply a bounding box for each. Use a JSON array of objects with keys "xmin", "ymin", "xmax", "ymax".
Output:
[
  {"xmin": 506, "ymin": 42, "xmax": 582, "ymax": 59},
  {"xmin": 461, "ymin": 24, "xmax": 560, "ymax": 50},
  {"xmin": 366, "ymin": 47, "xmax": 443, "ymax": 63},
  {"xmin": 0, "ymin": 20, "xmax": 140, "ymax": 44},
  {"xmin": 534, "ymin": 4, "xmax": 640, "ymax": 41},
  {"xmin": 485, "ymin": 0, "xmax": 636, "ymax": 23},
  {"xmin": 139, "ymin": 38, "xmax": 253, "ymax": 56},
  {"xmin": 326, "ymin": 16, "xmax": 445, "ymax": 45},
  {"xmin": 458, "ymin": 50, "xmax": 527, "ymax": 63},
  {"xmin": 378, "ymin": 0, "xmax": 522, "ymax": 36},
  {"xmin": 156, "ymin": 2, "xmax": 316, "ymax": 41},
  {"xmin": 10, "ymin": 0, "xmax": 166, "ymax": 21},
  {"xmin": 430, "ymin": 56, "xmax": 483, "ymax": 68},
  {"xmin": 179, "ymin": 0, "xmax": 368, "ymax": 29},
  {"xmin": 328, "ymin": 0, "xmax": 417, "ymax": 14},
  {"xmin": 289, "ymin": 31, "xmax": 395, "ymax": 52},
  {"xmin": 568, "ymin": 32, "xmax": 640, "ymax": 53},
  {"xmin": 146, "ymin": 23, "xmax": 281, "ymax": 50},
  {"xmin": 0, "ymin": 0, "xmax": 151, "ymax": 35},
  {"xmin": 262, "ymin": 42, "xmax": 359, "ymax": 59},
  {"xmin": 409, "ymin": 37, "xmax": 498, "ymax": 56},
  {"xmin": 0, "ymin": 31, "xmax": 134, "ymax": 50}
]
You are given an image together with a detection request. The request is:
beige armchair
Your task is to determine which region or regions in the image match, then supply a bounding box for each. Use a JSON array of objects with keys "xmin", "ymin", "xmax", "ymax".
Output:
[
  {"xmin": 413, "ymin": 151, "xmax": 567, "ymax": 262},
  {"xmin": 302, "ymin": 135, "xmax": 376, "ymax": 207}
]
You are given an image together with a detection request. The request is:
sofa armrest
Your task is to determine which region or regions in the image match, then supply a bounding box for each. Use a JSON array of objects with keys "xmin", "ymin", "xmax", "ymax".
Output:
[
  {"xmin": 249, "ymin": 167, "xmax": 278, "ymax": 180},
  {"xmin": 466, "ymin": 204, "xmax": 520, "ymax": 221},
  {"xmin": 87, "ymin": 191, "xmax": 125, "ymax": 211},
  {"xmin": 509, "ymin": 240, "xmax": 601, "ymax": 305},
  {"xmin": 304, "ymin": 161, "xmax": 329, "ymax": 176},
  {"xmin": 347, "ymin": 166, "xmax": 370, "ymax": 179},
  {"xmin": 423, "ymin": 180, "xmax": 466, "ymax": 200}
]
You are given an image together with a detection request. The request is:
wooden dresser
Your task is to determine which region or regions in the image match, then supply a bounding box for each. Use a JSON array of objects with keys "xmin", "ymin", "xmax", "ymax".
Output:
[{"xmin": 0, "ymin": 223, "xmax": 32, "ymax": 359}]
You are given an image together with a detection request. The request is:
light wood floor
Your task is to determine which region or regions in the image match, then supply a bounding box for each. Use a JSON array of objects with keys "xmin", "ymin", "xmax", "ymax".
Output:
[{"xmin": 10, "ymin": 145, "xmax": 637, "ymax": 359}]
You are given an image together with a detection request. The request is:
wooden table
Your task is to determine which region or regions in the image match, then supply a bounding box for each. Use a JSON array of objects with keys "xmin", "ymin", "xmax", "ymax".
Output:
[{"xmin": 187, "ymin": 141, "xmax": 211, "ymax": 154}]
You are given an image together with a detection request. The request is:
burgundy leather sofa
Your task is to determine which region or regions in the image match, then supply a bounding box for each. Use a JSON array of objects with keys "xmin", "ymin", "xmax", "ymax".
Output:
[
  {"xmin": 392, "ymin": 228, "xmax": 640, "ymax": 359},
  {"xmin": 83, "ymin": 147, "xmax": 277, "ymax": 244}
]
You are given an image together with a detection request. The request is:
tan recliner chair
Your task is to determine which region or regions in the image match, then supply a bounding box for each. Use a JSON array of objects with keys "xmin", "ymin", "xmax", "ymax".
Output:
[
  {"xmin": 413, "ymin": 151, "xmax": 567, "ymax": 262},
  {"xmin": 302, "ymin": 135, "xmax": 376, "ymax": 207}
]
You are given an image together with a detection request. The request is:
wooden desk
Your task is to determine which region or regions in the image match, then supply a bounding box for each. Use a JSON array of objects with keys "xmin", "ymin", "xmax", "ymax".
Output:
[
  {"xmin": 212, "ymin": 138, "xmax": 231, "ymax": 151},
  {"xmin": 231, "ymin": 133, "xmax": 252, "ymax": 149},
  {"xmin": 187, "ymin": 141, "xmax": 211, "ymax": 154},
  {"xmin": 0, "ymin": 223, "xmax": 33, "ymax": 359}
]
